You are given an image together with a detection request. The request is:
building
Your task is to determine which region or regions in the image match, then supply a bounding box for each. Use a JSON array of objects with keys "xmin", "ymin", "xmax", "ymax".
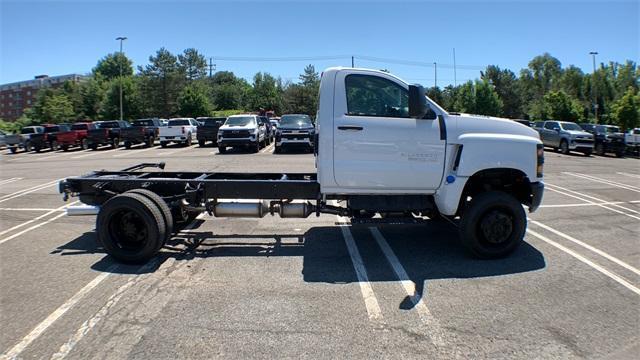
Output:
[{"xmin": 0, "ymin": 74, "xmax": 87, "ymax": 121}]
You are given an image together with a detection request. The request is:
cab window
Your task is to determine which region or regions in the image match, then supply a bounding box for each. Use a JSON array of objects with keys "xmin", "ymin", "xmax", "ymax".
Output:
[
  {"xmin": 345, "ymin": 74, "xmax": 409, "ymax": 118},
  {"xmin": 544, "ymin": 122, "xmax": 557, "ymax": 130}
]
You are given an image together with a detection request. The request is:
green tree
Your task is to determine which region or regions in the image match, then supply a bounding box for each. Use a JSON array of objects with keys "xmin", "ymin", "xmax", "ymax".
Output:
[
  {"xmin": 79, "ymin": 75, "xmax": 107, "ymax": 120},
  {"xmin": 93, "ymin": 53, "xmax": 133, "ymax": 80},
  {"xmin": 454, "ymin": 81, "xmax": 476, "ymax": 113},
  {"xmin": 209, "ymin": 71, "xmax": 251, "ymax": 110},
  {"xmin": 481, "ymin": 66, "xmax": 517, "ymax": 117},
  {"xmin": 177, "ymin": 82, "xmax": 212, "ymax": 117},
  {"xmin": 178, "ymin": 48, "xmax": 208, "ymax": 81},
  {"xmin": 247, "ymin": 72, "xmax": 284, "ymax": 113},
  {"xmin": 542, "ymin": 90, "xmax": 582, "ymax": 121},
  {"xmin": 138, "ymin": 48, "xmax": 185, "ymax": 117},
  {"xmin": 101, "ymin": 76, "xmax": 142, "ymax": 119},
  {"xmin": 611, "ymin": 87, "xmax": 639, "ymax": 130},
  {"xmin": 474, "ymin": 80, "xmax": 503, "ymax": 116}
]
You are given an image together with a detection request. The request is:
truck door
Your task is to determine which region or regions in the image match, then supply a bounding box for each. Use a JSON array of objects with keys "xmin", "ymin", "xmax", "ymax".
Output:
[
  {"xmin": 543, "ymin": 121, "xmax": 560, "ymax": 147},
  {"xmin": 332, "ymin": 71, "xmax": 446, "ymax": 190}
]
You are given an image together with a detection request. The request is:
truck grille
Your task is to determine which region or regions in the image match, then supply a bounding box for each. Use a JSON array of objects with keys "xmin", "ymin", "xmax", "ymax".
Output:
[
  {"xmin": 223, "ymin": 130, "xmax": 251, "ymax": 138},
  {"xmin": 575, "ymin": 139, "xmax": 593, "ymax": 144}
]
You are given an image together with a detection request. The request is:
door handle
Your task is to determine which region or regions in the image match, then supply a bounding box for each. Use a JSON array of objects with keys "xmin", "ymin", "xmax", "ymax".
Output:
[{"xmin": 337, "ymin": 125, "xmax": 363, "ymax": 131}]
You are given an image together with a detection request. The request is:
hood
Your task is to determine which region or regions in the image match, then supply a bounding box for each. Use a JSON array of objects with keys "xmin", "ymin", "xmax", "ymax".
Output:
[
  {"xmin": 565, "ymin": 130, "xmax": 592, "ymax": 137},
  {"xmin": 278, "ymin": 123, "xmax": 315, "ymax": 130},
  {"xmin": 447, "ymin": 113, "xmax": 540, "ymax": 141},
  {"xmin": 219, "ymin": 123, "xmax": 256, "ymax": 130}
]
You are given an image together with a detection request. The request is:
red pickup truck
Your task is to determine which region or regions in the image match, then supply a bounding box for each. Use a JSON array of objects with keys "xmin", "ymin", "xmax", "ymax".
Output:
[{"xmin": 56, "ymin": 122, "xmax": 96, "ymax": 151}]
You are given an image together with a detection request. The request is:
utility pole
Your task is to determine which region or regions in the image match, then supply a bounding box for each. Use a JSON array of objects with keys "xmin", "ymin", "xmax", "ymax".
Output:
[
  {"xmin": 116, "ymin": 36, "xmax": 127, "ymax": 121},
  {"xmin": 589, "ymin": 51, "xmax": 599, "ymax": 124},
  {"xmin": 351, "ymin": 56, "xmax": 354, "ymax": 68},
  {"xmin": 453, "ymin": 48, "xmax": 457, "ymax": 86},
  {"xmin": 433, "ymin": 62, "xmax": 437, "ymax": 88},
  {"xmin": 209, "ymin": 57, "xmax": 216, "ymax": 77}
]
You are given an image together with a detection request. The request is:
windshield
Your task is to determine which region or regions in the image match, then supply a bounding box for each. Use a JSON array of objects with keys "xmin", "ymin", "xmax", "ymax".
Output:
[
  {"xmin": 605, "ymin": 126, "xmax": 620, "ymax": 133},
  {"xmin": 99, "ymin": 121, "xmax": 120, "ymax": 128},
  {"xmin": 71, "ymin": 124, "xmax": 88, "ymax": 130},
  {"xmin": 279, "ymin": 115, "xmax": 312, "ymax": 127},
  {"xmin": 560, "ymin": 122, "xmax": 582, "ymax": 131},
  {"xmin": 200, "ymin": 118, "xmax": 226, "ymax": 126},
  {"xmin": 20, "ymin": 128, "xmax": 36, "ymax": 134},
  {"xmin": 225, "ymin": 116, "xmax": 255, "ymax": 126},
  {"xmin": 168, "ymin": 119, "xmax": 191, "ymax": 126},
  {"xmin": 133, "ymin": 120, "xmax": 154, "ymax": 127}
]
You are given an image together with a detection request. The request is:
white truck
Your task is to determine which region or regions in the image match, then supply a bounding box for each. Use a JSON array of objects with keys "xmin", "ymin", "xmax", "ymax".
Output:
[
  {"xmin": 59, "ymin": 67, "xmax": 544, "ymax": 263},
  {"xmin": 159, "ymin": 118, "xmax": 198, "ymax": 147},
  {"xmin": 216, "ymin": 114, "xmax": 267, "ymax": 153},
  {"xmin": 625, "ymin": 128, "xmax": 640, "ymax": 154}
]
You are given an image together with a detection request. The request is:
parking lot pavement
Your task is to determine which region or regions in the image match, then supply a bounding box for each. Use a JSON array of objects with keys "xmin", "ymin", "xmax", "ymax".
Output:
[{"xmin": 1, "ymin": 146, "xmax": 639, "ymax": 359}]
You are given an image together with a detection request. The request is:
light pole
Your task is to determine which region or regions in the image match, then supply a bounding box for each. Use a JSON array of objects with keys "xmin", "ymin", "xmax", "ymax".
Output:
[
  {"xmin": 433, "ymin": 62, "xmax": 437, "ymax": 88},
  {"xmin": 116, "ymin": 36, "xmax": 127, "ymax": 121},
  {"xmin": 589, "ymin": 51, "xmax": 598, "ymax": 124}
]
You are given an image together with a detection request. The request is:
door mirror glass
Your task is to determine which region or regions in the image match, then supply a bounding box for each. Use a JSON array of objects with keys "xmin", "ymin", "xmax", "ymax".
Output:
[
  {"xmin": 423, "ymin": 108, "xmax": 437, "ymax": 120},
  {"xmin": 408, "ymin": 85, "xmax": 428, "ymax": 119},
  {"xmin": 553, "ymin": 127, "xmax": 560, "ymax": 132}
]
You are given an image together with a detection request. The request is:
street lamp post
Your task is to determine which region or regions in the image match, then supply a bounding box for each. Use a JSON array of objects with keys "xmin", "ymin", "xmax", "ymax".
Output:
[
  {"xmin": 116, "ymin": 36, "xmax": 127, "ymax": 121},
  {"xmin": 589, "ymin": 51, "xmax": 598, "ymax": 124}
]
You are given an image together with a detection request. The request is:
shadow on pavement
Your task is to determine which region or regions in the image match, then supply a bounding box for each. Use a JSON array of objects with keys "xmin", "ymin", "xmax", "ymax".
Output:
[{"xmin": 53, "ymin": 221, "xmax": 546, "ymax": 303}]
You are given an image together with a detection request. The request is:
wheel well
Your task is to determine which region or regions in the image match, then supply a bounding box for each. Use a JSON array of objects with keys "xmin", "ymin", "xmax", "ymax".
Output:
[{"xmin": 459, "ymin": 168, "xmax": 532, "ymax": 214}]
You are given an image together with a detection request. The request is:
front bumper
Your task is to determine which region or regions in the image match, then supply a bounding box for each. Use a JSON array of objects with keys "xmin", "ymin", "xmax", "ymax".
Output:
[
  {"xmin": 218, "ymin": 138, "xmax": 256, "ymax": 147},
  {"xmin": 277, "ymin": 139, "xmax": 314, "ymax": 147},
  {"xmin": 529, "ymin": 181, "xmax": 544, "ymax": 213},
  {"xmin": 160, "ymin": 136, "xmax": 188, "ymax": 142},
  {"xmin": 569, "ymin": 140, "xmax": 594, "ymax": 150}
]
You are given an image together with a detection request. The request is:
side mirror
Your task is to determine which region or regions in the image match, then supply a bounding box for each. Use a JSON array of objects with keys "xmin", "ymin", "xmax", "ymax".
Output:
[
  {"xmin": 424, "ymin": 108, "xmax": 437, "ymax": 120},
  {"xmin": 409, "ymin": 84, "xmax": 428, "ymax": 119},
  {"xmin": 553, "ymin": 127, "xmax": 560, "ymax": 132}
]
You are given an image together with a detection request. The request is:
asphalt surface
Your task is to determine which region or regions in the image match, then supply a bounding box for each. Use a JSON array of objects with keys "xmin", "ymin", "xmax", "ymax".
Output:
[{"xmin": 0, "ymin": 142, "xmax": 639, "ymax": 359}]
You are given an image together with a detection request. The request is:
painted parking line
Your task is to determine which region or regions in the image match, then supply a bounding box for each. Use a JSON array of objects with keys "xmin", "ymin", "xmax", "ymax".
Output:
[
  {"xmin": 259, "ymin": 143, "xmax": 274, "ymax": 154},
  {"xmin": 0, "ymin": 201, "xmax": 80, "ymax": 244},
  {"xmin": 545, "ymin": 185, "xmax": 640, "ymax": 215},
  {"xmin": 338, "ymin": 220, "xmax": 384, "ymax": 324},
  {"xmin": 545, "ymin": 183, "xmax": 640, "ymax": 220},
  {"xmin": 156, "ymin": 146, "xmax": 195, "ymax": 156},
  {"xmin": 617, "ymin": 172, "xmax": 640, "ymax": 179},
  {"xmin": 112, "ymin": 145, "xmax": 159, "ymax": 158},
  {"xmin": 0, "ymin": 178, "xmax": 22, "ymax": 186},
  {"xmin": 529, "ymin": 219, "xmax": 640, "ymax": 276},
  {"xmin": 564, "ymin": 172, "xmax": 640, "ymax": 193},
  {"xmin": 0, "ymin": 179, "xmax": 62, "ymax": 204},
  {"xmin": 369, "ymin": 227, "xmax": 446, "ymax": 347},
  {"xmin": 0, "ymin": 207, "xmax": 59, "ymax": 211},
  {"xmin": 539, "ymin": 200, "xmax": 640, "ymax": 208},
  {"xmin": 0, "ymin": 263, "xmax": 120, "ymax": 360},
  {"xmin": 526, "ymin": 229, "xmax": 640, "ymax": 296}
]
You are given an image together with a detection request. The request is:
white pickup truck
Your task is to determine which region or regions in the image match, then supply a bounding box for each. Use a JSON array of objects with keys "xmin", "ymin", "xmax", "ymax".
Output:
[
  {"xmin": 625, "ymin": 128, "xmax": 640, "ymax": 153},
  {"xmin": 60, "ymin": 67, "xmax": 544, "ymax": 263},
  {"xmin": 159, "ymin": 118, "xmax": 198, "ymax": 147}
]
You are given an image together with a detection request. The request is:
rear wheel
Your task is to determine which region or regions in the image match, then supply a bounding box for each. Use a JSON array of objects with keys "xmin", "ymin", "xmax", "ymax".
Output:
[
  {"xmin": 274, "ymin": 146, "xmax": 281, "ymax": 154},
  {"xmin": 198, "ymin": 139, "xmax": 205, "ymax": 147},
  {"xmin": 218, "ymin": 146, "xmax": 227, "ymax": 154},
  {"xmin": 125, "ymin": 189, "xmax": 173, "ymax": 243},
  {"xmin": 596, "ymin": 143, "xmax": 605, "ymax": 156},
  {"xmin": 25, "ymin": 142, "xmax": 32, "ymax": 152},
  {"xmin": 90, "ymin": 143, "xmax": 98, "ymax": 151},
  {"xmin": 559, "ymin": 140, "xmax": 569, "ymax": 155},
  {"xmin": 61, "ymin": 144, "xmax": 70, "ymax": 151},
  {"xmin": 81, "ymin": 138, "xmax": 88, "ymax": 150},
  {"xmin": 96, "ymin": 193, "xmax": 166, "ymax": 264},
  {"xmin": 615, "ymin": 151, "xmax": 624, "ymax": 158},
  {"xmin": 147, "ymin": 137, "xmax": 155, "ymax": 148},
  {"xmin": 254, "ymin": 140, "xmax": 260, "ymax": 153},
  {"xmin": 124, "ymin": 141, "xmax": 132, "ymax": 149},
  {"xmin": 582, "ymin": 149, "xmax": 592, "ymax": 156},
  {"xmin": 111, "ymin": 137, "xmax": 120, "ymax": 149},
  {"xmin": 459, "ymin": 191, "xmax": 526, "ymax": 259},
  {"xmin": 185, "ymin": 134, "xmax": 192, "ymax": 146},
  {"xmin": 160, "ymin": 141, "xmax": 168, "ymax": 148},
  {"xmin": 9, "ymin": 147, "xmax": 17, "ymax": 154},
  {"xmin": 50, "ymin": 141, "xmax": 59, "ymax": 151}
]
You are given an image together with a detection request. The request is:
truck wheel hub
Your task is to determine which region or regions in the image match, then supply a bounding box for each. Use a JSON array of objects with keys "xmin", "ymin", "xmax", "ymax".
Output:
[
  {"xmin": 480, "ymin": 210, "xmax": 513, "ymax": 244},
  {"xmin": 109, "ymin": 210, "xmax": 148, "ymax": 250}
]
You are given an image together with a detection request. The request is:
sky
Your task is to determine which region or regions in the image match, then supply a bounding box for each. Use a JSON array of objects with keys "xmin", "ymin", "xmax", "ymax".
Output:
[{"xmin": 0, "ymin": 0, "xmax": 638, "ymax": 88}]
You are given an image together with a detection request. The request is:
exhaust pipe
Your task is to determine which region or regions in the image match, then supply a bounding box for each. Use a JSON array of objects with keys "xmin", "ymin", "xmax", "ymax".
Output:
[
  {"xmin": 213, "ymin": 201, "xmax": 270, "ymax": 218},
  {"xmin": 66, "ymin": 205, "xmax": 100, "ymax": 216},
  {"xmin": 276, "ymin": 202, "xmax": 314, "ymax": 218}
]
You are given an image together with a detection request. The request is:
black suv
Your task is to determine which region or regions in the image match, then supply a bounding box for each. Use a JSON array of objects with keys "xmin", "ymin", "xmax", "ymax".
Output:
[
  {"xmin": 196, "ymin": 117, "xmax": 226, "ymax": 147},
  {"xmin": 258, "ymin": 116, "xmax": 274, "ymax": 145},
  {"xmin": 579, "ymin": 124, "xmax": 626, "ymax": 157}
]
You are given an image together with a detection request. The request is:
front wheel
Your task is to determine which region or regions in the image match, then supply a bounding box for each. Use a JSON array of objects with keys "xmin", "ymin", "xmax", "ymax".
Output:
[
  {"xmin": 112, "ymin": 137, "xmax": 120, "ymax": 149},
  {"xmin": 9, "ymin": 147, "xmax": 17, "ymax": 154},
  {"xmin": 596, "ymin": 143, "xmax": 605, "ymax": 156},
  {"xmin": 185, "ymin": 134, "xmax": 192, "ymax": 146},
  {"xmin": 218, "ymin": 146, "xmax": 227, "ymax": 154},
  {"xmin": 198, "ymin": 139, "xmax": 206, "ymax": 147},
  {"xmin": 81, "ymin": 138, "xmax": 88, "ymax": 150},
  {"xmin": 50, "ymin": 141, "xmax": 59, "ymax": 151},
  {"xmin": 160, "ymin": 141, "xmax": 168, "ymax": 148},
  {"xmin": 582, "ymin": 149, "xmax": 592, "ymax": 156},
  {"xmin": 124, "ymin": 141, "xmax": 132, "ymax": 149},
  {"xmin": 254, "ymin": 140, "xmax": 260, "ymax": 153},
  {"xmin": 459, "ymin": 191, "xmax": 526, "ymax": 259},
  {"xmin": 560, "ymin": 140, "xmax": 569, "ymax": 155},
  {"xmin": 147, "ymin": 137, "xmax": 155, "ymax": 148}
]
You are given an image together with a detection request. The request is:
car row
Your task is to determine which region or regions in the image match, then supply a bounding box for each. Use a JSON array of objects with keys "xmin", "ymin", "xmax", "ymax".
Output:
[
  {"xmin": 3, "ymin": 114, "xmax": 316, "ymax": 155},
  {"xmin": 531, "ymin": 120, "xmax": 634, "ymax": 157}
]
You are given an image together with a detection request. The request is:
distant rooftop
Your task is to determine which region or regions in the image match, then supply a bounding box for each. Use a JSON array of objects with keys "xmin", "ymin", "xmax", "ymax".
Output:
[{"xmin": 0, "ymin": 74, "xmax": 87, "ymax": 91}]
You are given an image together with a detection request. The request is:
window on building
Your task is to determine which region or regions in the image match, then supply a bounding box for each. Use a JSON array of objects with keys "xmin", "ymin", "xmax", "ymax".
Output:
[{"xmin": 27, "ymin": 100, "xmax": 31, "ymax": 105}]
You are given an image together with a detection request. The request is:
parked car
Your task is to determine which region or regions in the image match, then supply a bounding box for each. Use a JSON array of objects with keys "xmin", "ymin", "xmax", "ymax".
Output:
[
  {"xmin": 258, "ymin": 116, "xmax": 274, "ymax": 144},
  {"xmin": 624, "ymin": 128, "xmax": 640, "ymax": 154},
  {"xmin": 159, "ymin": 118, "xmax": 198, "ymax": 147},
  {"xmin": 269, "ymin": 118, "xmax": 279, "ymax": 130},
  {"xmin": 196, "ymin": 117, "xmax": 226, "ymax": 147},
  {"xmin": 579, "ymin": 124, "xmax": 626, "ymax": 157},
  {"xmin": 217, "ymin": 114, "xmax": 266, "ymax": 153},
  {"xmin": 0, "ymin": 130, "xmax": 7, "ymax": 149},
  {"xmin": 6, "ymin": 126, "xmax": 45, "ymax": 153},
  {"xmin": 87, "ymin": 120, "xmax": 131, "ymax": 150},
  {"xmin": 274, "ymin": 114, "xmax": 315, "ymax": 153},
  {"xmin": 533, "ymin": 120, "xmax": 594, "ymax": 156},
  {"xmin": 121, "ymin": 118, "xmax": 165, "ymax": 149},
  {"xmin": 56, "ymin": 122, "xmax": 96, "ymax": 151},
  {"xmin": 30, "ymin": 123, "xmax": 72, "ymax": 152}
]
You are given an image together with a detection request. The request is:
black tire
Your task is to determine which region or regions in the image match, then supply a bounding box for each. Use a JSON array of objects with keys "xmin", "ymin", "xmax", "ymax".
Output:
[
  {"xmin": 24, "ymin": 142, "xmax": 32, "ymax": 152},
  {"xmin": 160, "ymin": 141, "xmax": 168, "ymax": 148},
  {"xmin": 125, "ymin": 189, "xmax": 173, "ymax": 244},
  {"xmin": 9, "ymin": 147, "xmax": 17, "ymax": 154},
  {"xmin": 459, "ymin": 191, "xmax": 526, "ymax": 259},
  {"xmin": 81, "ymin": 138, "xmax": 88, "ymax": 150},
  {"xmin": 96, "ymin": 193, "xmax": 166, "ymax": 264},
  {"xmin": 559, "ymin": 140, "xmax": 569, "ymax": 155},
  {"xmin": 124, "ymin": 141, "xmax": 132, "ymax": 149},
  {"xmin": 582, "ymin": 150, "xmax": 592, "ymax": 156},
  {"xmin": 615, "ymin": 151, "xmax": 624, "ymax": 158},
  {"xmin": 185, "ymin": 134, "xmax": 192, "ymax": 146},
  {"xmin": 274, "ymin": 146, "xmax": 281, "ymax": 154},
  {"xmin": 34, "ymin": 145, "xmax": 41, "ymax": 153},
  {"xmin": 198, "ymin": 139, "xmax": 206, "ymax": 147},
  {"xmin": 254, "ymin": 140, "xmax": 260, "ymax": 153},
  {"xmin": 218, "ymin": 146, "xmax": 226, "ymax": 154},
  {"xmin": 62, "ymin": 144, "xmax": 70, "ymax": 151},
  {"xmin": 50, "ymin": 141, "xmax": 59, "ymax": 151},
  {"xmin": 596, "ymin": 143, "xmax": 604, "ymax": 156},
  {"xmin": 147, "ymin": 137, "xmax": 155, "ymax": 148},
  {"xmin": 111, "ymin": 137, "xmax": 120, "ymax": 149},
  {"xmin": 90, "ymin": 143, "xmax": 98, "ymax": 151}
]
